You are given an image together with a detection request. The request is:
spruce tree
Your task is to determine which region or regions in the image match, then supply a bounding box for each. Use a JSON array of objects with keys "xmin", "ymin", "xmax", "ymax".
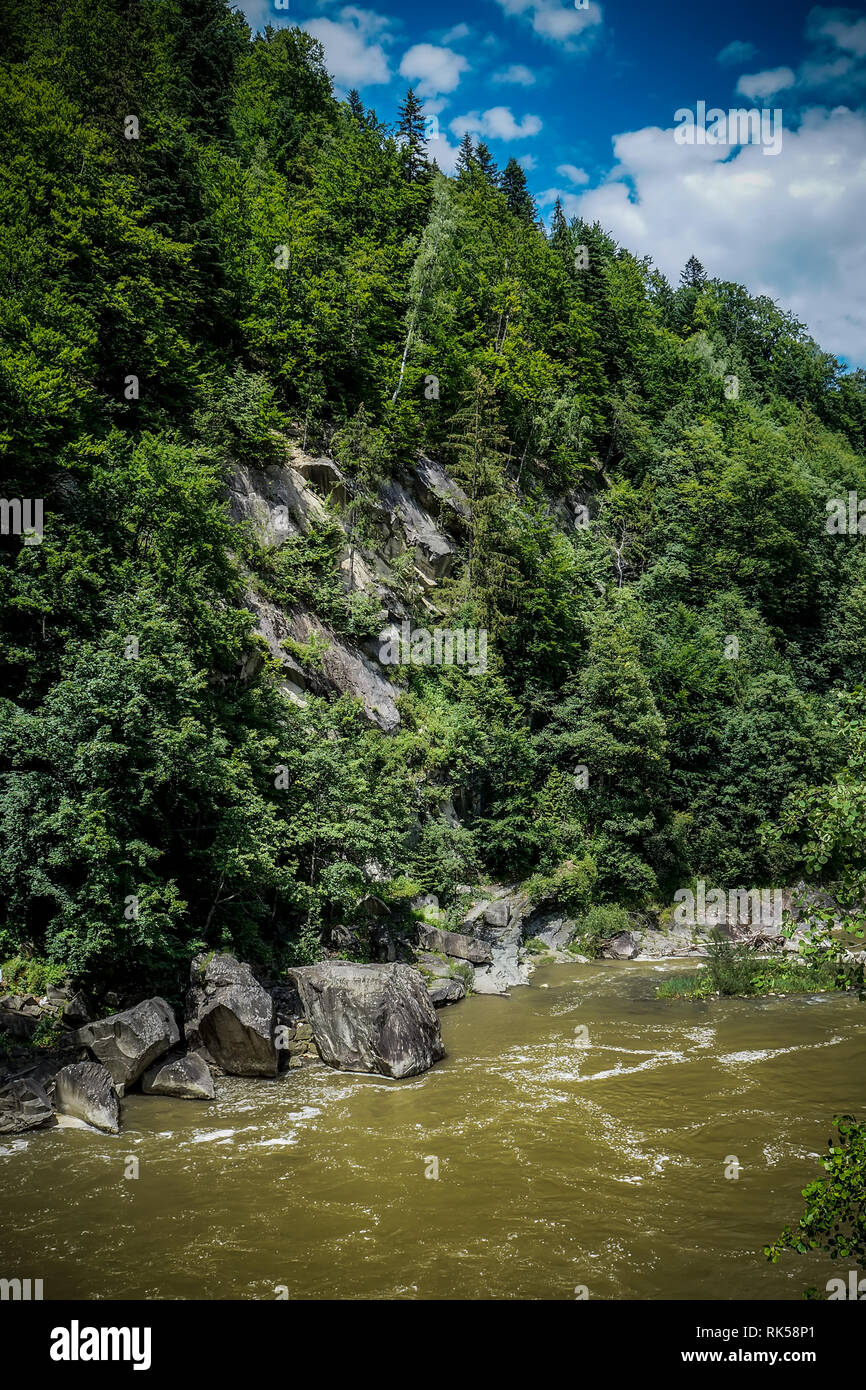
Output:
[
  {"xmin": 475, "ymin": 141, "xmax": 499, "ymax": 186},
  {"xmin": 500, "ymin": 157, "xmax": 536, "ymax": 222},
  {"xmin": 455, "ymin": 132, "xmax": 476, "ymax": 181},
  {"xmin": 347, "ymin": 88, "xmax": 364, "ymax": 123},
  {"xmin": 397, "ymin": 86, "xmax": 429, "ymax": 184},
  {"xmin": 680, "ymin": 254, "xmax": 707, "ymax": 289}
]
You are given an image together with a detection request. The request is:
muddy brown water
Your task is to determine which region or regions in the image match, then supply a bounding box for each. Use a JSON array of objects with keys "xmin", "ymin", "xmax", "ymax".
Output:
[{"xmin": 1, "ymin": 959, "xmax": 863, "ymax": 1300}]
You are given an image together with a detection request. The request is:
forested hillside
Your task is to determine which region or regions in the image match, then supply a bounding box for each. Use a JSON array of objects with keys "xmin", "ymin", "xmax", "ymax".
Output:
[{"xmin": 2, "ymin": 0, "xmax": 866, "ymax": 996}]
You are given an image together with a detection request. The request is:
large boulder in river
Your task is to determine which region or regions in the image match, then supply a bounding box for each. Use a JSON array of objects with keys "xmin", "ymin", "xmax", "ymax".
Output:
[
  {"xmin": 185, "ymin": 954, "xmax": 277, "ymax": 1077},
  {"xmin": 54, "ymin": 1061, "xmax": 120, "ymax": 1133},
  {"xmin": 286, "ymin": 962, "xmax": 445, "ymax": 1079},
  {"xmin": 141, "ymin": 1052, "xmax": 215, "ymax": 1100},
  {"xmin": 0, "ymin": 1074, "xmax": 56, "ymax": 1134},
  {"xmin": 426, "ymin": 976, "xmax": 466, "ymax": 1008},
  {"xmin": 76, "ymin": 997, "xmax": 179, "ymax": 1095}
]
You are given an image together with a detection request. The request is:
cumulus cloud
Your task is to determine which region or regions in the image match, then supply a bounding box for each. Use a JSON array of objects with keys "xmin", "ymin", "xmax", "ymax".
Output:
[
  {"xmin": 442, "ymin": 23, "xmax": 471, "ymax": 44},
  {"xmin": 518, "ymin": 153, "xmax": 538, "ymax": 171},
  {"xmin": 302, "ymin": 6, "xmax": 393, "ymax": 88},
  {"xmin": 492, "ymin": 63, "xmax": 537, "ymax": 86},
  {"xmin": 564, "ymin": 106, "xmax": 866, "ymax": 363},
  {"xmin": 450, "ymin": 105, "xmax": 543, "ymax": 140},
  {"xmin": 717, "ymin": 39, "xmax": 758, "ymax": 66},
  {"xmin": 735, "ymin": 67, "xmax": 797, "ymax": 101},
  {"xmin": 556, "ymin": 162, "xmax": 589, "ymax": 184},
  {"xmin": 491, "ymin": 0, "xmax": 603, "ymax": 53},
  {"xmin": 399, "ymin": 43, "xmax": 469, "ymax": 97},
  {"xmin": 807, "ymin": 6, "xmax": 866, "ymax": 58}
]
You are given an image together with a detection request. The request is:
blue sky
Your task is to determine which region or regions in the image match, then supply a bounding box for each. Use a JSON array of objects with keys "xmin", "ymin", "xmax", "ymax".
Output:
[{"xmin": 236, "ymin": 1, "xmax": 866, "ymax": 366}]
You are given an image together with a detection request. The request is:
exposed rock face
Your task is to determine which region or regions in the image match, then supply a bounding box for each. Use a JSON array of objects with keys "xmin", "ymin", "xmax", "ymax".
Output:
[
  {"xmin": 287, "ymin": 609, "xmax": 400, "ymax": 732},
  {"xmin": 0, "ymin": 995, "xmax": 42, "ymax": 1040},
  {"xmin": 185, "ymin": 954, "xmax": 277, "ymax": 1077},
  {"xmin": 523, "ymin": 910, "xmax": 580, "ymax": 957},
  {"xmin": 470, "ymin": 889, "xmax": 532, "ymax": 995},
  {"xmin": 141, "ymin": 1052, "xmax": 215, "ymax": 1100},
  {"xmin": 54, "ymin": 1061, "xmax": 120, "ymax": 1133},
  {"xmin": 427, "ymin": 976, "xmax": 466, "ymax": 1008},
  {"xmin": 602, "ymin": 932, "xmax": 639, "ymax": 960},
  {"xmin": 76, "ymin": 998, "xmax": 179, "ymax": 1095},
  {"xmin": 0, "ymin": 1075, "xmax": 56, "ymax": 1134},
  {"xmin": 422, "ymin": 927, "xmax": 492, "ymax": 965},
  {"xmin": 286, "ymin": 962, "xmax": 445, "ymax": 1079},
  {"xmin": 380, "ymin": 479, "xmax": 457, "ymax": 582}
]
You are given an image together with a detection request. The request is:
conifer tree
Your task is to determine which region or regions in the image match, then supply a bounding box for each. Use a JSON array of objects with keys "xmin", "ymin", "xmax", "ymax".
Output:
[
  {"xmin": 500, "ymin": 157, "xmax": 536, "ymax": 222},
  {"xmin": 475, "ymin": 141, "xmax": 499, "ymax": 186},
  {"xmin": 455, "ymin": 132, "xmax": 475, "ymax": 180},
  {"xmin": 397, "ymin": 86, "xmax": 429, "ymax": 183},
  {"xmin": 681, "ymin": 254, "xmax": 707, "ymax": 289}
]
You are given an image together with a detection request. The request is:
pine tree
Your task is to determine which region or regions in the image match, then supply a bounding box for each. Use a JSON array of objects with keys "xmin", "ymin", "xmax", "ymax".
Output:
[
  {"xmin": 500, "ymin": 157, "xmax": 536, "ymax": 222},
  {"xmin": 680, "ymin": 255, "xmax": 707, "ymax": 289},
  {"xmin": 475, "ymin": 141, "xmax": 499, "ymax": 186},
  {"xmin": 397, "ymin": 87, "xmax": 429, "ymax": 184},
  {"xmin": 446, "ymin": 368, "xmax": 511, "ymax": 596},
  {"xmin": 550, "ymin": 197, "xmax": 568, "ymax": 245},
  {"xmin": 347, "ymin": 89, "xmax": 364, "ymax": 123},
  {"xmin": 455, "ymin": 132, "xmax": 476, "ymax": 181}
]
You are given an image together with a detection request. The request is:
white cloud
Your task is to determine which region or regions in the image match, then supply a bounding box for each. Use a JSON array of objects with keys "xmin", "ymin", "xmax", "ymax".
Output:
[
  {"xmin": 491, "ymin": 0, "xmax": 603, "ymax": 53},
  {"xmin": 519, "ymin": 154, "xmax": 538, "ymax": 171},
  {"xmin": 717, "ymin": 39, "xmax": 758, "ymax": 66},
  {"xmin": 556, "ymin": 162, "xmax": 590, "ymax": 185},
  {"xmin": 565, "ymin": 105, "xmax": 866, "ymax": 364},
  {"xmin": 399, "ymin": 43, "xmax": 469, "ymax": 97},
  {"xmin": 449, "ymin": 105, "xmax": 543, "ymax": 140},
  {"xmin": 303, "ymin": 6, "xmax": 393, "ymax": 88},
  {"xmin": 736, "ymin": 67, "xmax": 797, "ymax": 101},
  {"xmin": 442, "ymin": 23, "xmax": 471, "ymax": 44},
  {"xmin": 492, "ymin": 63, "xmax": 537, "ymax": 86},
  {"xmin": 808, "ymin": 7, "xmax": 866, "ymax": 58}
]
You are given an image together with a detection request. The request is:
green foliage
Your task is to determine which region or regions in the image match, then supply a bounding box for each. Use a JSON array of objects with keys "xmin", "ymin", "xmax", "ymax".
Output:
[
  {"xmin": 2, "ymin": 1, "xmax": 866, "ymax": 997},
  {"xmin": 765, "ymin": 1116, "xmax": 866, "ymax": 1294}
]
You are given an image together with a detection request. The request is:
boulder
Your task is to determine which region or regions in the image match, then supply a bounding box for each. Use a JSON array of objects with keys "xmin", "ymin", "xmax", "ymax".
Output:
[
  {"xmin": 141, "ymin": 1052, "xmax": 215, "ymax": 1100},
  {"xmin": 76, "ymin": 997, "xmax": 179, "ymax": 1095},
  {"xmin": 427, "ymin": 976, "xmax": 466, "ymax": 1008},
  {"xmin": 0, "ymin": 1075, "xmax": 56, "ymax": 1134},
  {"xmin": 483, "ymin": 899, "xmax": 510, "ymax": 929},
  {"xmin": 602, "ymin": 932, "xmax": 639, "ymax": 960},
  {"xmin": 422, "ymin": 926, "xmax": 492, "ymax": 965},
  {"xmin": 286, "ymin": 962, "xmax": 445, "ymax": 1079},
  {"xmin": 0, "ymin": 997, "xmax": 41, "ymax": 1041},
  {"xmin": 185, "ymin": 954, "xmax": 277, "ymax": 1077},
  {"xmin": 54, "ymin": 1061, "xmax": 120, "ymax": 1134}
]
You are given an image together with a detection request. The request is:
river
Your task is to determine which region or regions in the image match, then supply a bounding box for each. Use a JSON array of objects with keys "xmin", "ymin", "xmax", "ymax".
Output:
[{"xmin": 2, "ymin": 959, "xmax": 863, "ymax": 1300}]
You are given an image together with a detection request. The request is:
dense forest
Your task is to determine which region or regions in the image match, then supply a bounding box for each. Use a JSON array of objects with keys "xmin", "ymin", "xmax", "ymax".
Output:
[{"xmin": 2, "ymin": 0, "xmax": 866, "ymax": 998}]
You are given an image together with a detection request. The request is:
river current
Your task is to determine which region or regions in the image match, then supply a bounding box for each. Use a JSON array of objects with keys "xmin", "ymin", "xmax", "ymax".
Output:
[{"xmin": 2, "ymin": 959, "xmax": 863, "ymax": 1300}]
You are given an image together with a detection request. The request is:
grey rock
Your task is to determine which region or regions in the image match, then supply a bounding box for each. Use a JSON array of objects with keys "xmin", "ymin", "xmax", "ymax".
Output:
[
  {"xmin": 422, "ymin": 926, "xmax": 492, "ymax": 965},
  {"xmin": 0, "ymin": 1075, "xmax": 56, "ymax": 1134},
  {"xmin": 287, "ymin": 962, "xmax": 445, "ymax": 1079},
  {"xmin": 141, "ymin": 1052, "xmax": 215, "ymax": 1100},
  {"xmin": 76, "ymin": 997, "xmax": 179, "ymax": 1095},
  {"xmin": 602, "ymin": 932, "xmax": 639, "ymax": 960},
  {"xmin": 483, "ymin": 899, "xmax": 511, "ymax": 929},
  {"xmin": 54, "ymin": 1061, "xmax": 120, "ymax": 1134},
  {"xmin": 185, "ymin": 954, "xmax": 277, "ymax": 1077},
  {"xmin": 427, "ymin": 976, "xmax": 466, "ymax": 1007}
]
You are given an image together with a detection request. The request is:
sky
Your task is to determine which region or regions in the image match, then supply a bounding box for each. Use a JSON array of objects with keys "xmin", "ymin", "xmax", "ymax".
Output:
[{"xmin": 235, "ymin": 0, "xmax": 866, "ymax": 368}]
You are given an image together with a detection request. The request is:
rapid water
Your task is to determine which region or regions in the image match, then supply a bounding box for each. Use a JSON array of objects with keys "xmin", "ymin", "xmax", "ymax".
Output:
[{"xmin": 2, "ymin": 960, "xmax": 863, "ymax": 1300}]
